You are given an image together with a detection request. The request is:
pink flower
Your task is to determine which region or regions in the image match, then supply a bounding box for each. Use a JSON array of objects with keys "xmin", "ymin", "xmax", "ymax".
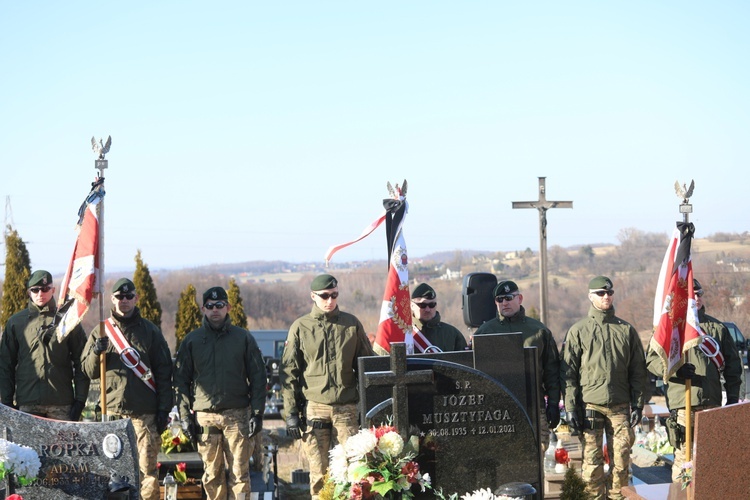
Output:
[
  {"xmin": 176, "ymin": 462, "xmax": 187, "ymax": 472},
  {"xmin": 373, "ymin": 425, "xmax": 397, "ymax": 439},
  {"xmin": 401, "ymin": 461, "xmax": 420, "ymax": 483},
  {"xmin": 6, "ymin": 495, "xmax": 24, "ymax": 500}
]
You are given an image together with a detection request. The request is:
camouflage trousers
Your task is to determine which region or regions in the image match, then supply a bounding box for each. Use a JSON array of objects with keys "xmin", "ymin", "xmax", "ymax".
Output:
[
  {"xmin": 302, "ymin": 401, "xmax": 358, "ymax": 500},
  {"xmin": 196, "ymin": 407, "xmax": 252, "ymax": 500},
  {"xmin": 19, "ymin": 404, "xmax": 70, "ymax": 420},
  {"xmin": 108, "ymin": 413, "xmax": 160, "ymax": 500},
  {"xmin": 671, "ymin": 407, "xmax": 714, "ymax": 482},
  {"xmin": 580, "ymin": 403, "xmax": 634, "ymax": 500}
]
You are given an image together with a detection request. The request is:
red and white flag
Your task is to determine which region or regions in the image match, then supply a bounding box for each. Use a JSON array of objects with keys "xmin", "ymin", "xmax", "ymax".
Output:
[
  {"xmin": 323, "ymin": 181, "xmax": 412, "ymax": 355},
  {"xmin": 56, "ymin": 180, "xmax": 103, "ymax": 340},
  {"xmin": 374, "ymin": 212, "xmax": 412, "ymax": 354},
  {"xmin": 650, "ymin": 222, "xmax": 722, "ymax": 381}
]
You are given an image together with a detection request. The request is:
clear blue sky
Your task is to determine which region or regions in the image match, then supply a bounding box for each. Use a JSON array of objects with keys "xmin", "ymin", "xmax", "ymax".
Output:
[{"xmin": 2, "ymin": 2, "xmax": 748, "ymax": 274}]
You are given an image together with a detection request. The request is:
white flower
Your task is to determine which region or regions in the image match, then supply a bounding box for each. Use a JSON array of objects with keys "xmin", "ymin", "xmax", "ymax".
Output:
[
  {"xmin": 377, "ymin": 431, "xmax": 404, "ymax": 456},
  {"xmin": 344, "ymin": 429, "xmax": 377, "ymax": 460},
  {"xmin": 461, "ymin": 488, "xmax": 500, "ymax": 500},
  {"xmin": 0, "ymin": 438, "xmax": 41, "ymax": 481},
  {"xmin": 328, "ymin": 444, "xmax": 348, "ymax": 483},
  {"xmin": 346, "ymin": 460, "xmax": 367, "ymax": 482},
  {"xmin": 420, "ymin": 472, "xmax": 431, "ymax": 491}
]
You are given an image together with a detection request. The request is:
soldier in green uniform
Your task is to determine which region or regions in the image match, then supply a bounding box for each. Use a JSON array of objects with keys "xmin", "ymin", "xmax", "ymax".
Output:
[
  {"xmin": 646, "ymin": 278, "xmax": 742, "ymax": 481},
  {"xmin": 280, "ymin": 274, "xmax": 375, "ymax": 500},
  {"xmin": 0, "ymin": 270, "xmax": 89, "ymax": 421},
  {"xmin": 410, "ymin": 283, "xmax": 467, "ymax": 352},
  {"xmin": 174, "ymin": 286, "xmax": 266, "ymax": 500},
  {"xmin": 82, "ymin": 278, "xmax": 173, "ymax": 500},
  {"xmin": 561, "ymin": 276, "xmax": 647, "ymax": 500},
  {"xmin": 474, "ymin": 280, "xmax": 561, "ymax": 449}
]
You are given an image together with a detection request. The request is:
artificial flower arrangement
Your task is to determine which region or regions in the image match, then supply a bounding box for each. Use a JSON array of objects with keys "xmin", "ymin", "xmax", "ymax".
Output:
[
  {"xmin": 0, "ymin": 438, "xmax": 41, "ymax": 487},
  {"xmin": 677, "ymin": 461, "xmax": 692, "ymax": 490},
  {"xmin": 324, "ymin": 423, "xmax": 431, "ymax": 499},
  {"xmin": 160, "ymin": 428, "xmax": 194, "ymax": 454},
  {"xmin": 436, "ymin": 489, "xmax": 522, "ymax": 500},
  {"xmin": 160, "ymin": 410, "xmax": 194, "ymax": 454}
]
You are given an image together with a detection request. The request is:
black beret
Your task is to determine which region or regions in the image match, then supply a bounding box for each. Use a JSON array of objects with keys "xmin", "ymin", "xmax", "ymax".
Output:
[
  {"xmin": 411, "ymin": 283, "xmax": 436, "ymax": 300},
  {"xmin": 693, "ymin": 278, "xmax": 702, "ymax": 291},
  {"xmin": 28, "ymin": 270, "xmax": 53, "ymax": 288},
  {"xmin": 203, "ymin": 286, "xmax": 228, "ymax": 304},
  {"xmin": 493, "ymin": 280, "xmax": 519, "ymax": 297},
  {"xmin": 112, "ymin": 278, "xmax": 136, "ymax": 294},
  {"xmin": 311, "ymin": 274, "xmax": 338, "ymax": 291},
  {"xmin": 588, "ymin": 276, "xmax": 613, "ymax": 291}
]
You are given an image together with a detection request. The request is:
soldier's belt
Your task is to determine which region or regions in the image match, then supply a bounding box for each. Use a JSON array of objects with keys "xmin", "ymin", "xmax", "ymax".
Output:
[
  {"xmin": 585, "ymin": 409, "xmax": 606, "ymax": 430},
  {"xmin": 198, "ymin": 426, "xmax": 222, "ymax": 435},
  {"xmin": 309, "ymin": 419, "xmax": 333, "ymax": 430}
]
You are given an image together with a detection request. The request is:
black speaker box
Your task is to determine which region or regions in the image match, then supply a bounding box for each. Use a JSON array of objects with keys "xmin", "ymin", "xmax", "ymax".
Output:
[{"xmin": 462, "ymin": 272, "xmax": 497, "ymax": 327}]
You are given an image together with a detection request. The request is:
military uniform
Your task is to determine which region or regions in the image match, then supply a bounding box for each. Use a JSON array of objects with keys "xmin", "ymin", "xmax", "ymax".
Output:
[
  {"xmin": 0, "ymin": 297, "xmax": 89, "ymax": 419},
  {"xmin": 82, "ymin": 305, "xmax": 173, "ymax": 500},
  {"xmin": 174, "ymin": 314, "xmax": 266, "ymax": 500},
  {"xmin": 646, "ymin": 306, "xmax": 742, "ymax": 481},
  {"xmin": 562, "ymin": 305, "xmax": 646, "ymax": 500},
  {"xmin": 412, "ymin": 312, "xmax": 467, "ymax": 352},
  {"xmin": 280, "ymin": 302, "xmax": 374, "ymax": 499},
  {"xmin": 475, "ymin": 305, "xmax": 560, "ymax": 448}
]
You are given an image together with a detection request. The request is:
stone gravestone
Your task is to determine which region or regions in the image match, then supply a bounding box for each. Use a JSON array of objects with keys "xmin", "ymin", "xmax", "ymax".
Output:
[
  {"xmin": 693, "ymin": 401, "xmax": 750, "ymax": 497},
  {"xmin": 1, "ymin": 404, "xmax": 140, "ymax": 499},
  {"xmin": 359, "ymin": 335, "xmax": 542, "ymax": 499}
]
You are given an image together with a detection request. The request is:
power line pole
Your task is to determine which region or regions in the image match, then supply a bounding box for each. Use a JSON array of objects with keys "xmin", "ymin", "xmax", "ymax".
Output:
[
  {"xmin": 512, "ymin": 177, "xmax": 573, "ymax": 325},
  {"xmin": 4, "ymin": 196, "xmax": 14, "ymax": 234}
]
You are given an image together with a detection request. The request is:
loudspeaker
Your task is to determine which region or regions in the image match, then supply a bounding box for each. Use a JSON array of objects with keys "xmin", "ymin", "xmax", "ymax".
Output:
[{"xmin": 462, "ymin": 272, "xmax": 498, "ymax": 327}]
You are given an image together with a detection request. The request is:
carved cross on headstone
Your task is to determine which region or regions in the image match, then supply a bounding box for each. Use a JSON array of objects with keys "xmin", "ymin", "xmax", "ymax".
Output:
[
  {"xmin": 363, "ymin": 343, "xmax": 434, "ymax": 438},
  {"xmin": 512, "ymin": 176, "xmax": 572, "ymax": 325}
]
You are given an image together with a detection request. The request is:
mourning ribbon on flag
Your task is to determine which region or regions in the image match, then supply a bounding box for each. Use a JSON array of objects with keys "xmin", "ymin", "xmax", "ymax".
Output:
[{"xmin": 383, "ymin": 198, "xmax": 405, "ymax": 266}]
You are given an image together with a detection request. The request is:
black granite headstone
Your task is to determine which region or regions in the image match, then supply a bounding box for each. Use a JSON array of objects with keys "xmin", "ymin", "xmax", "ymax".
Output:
[
  {"xmin": 0, "ymin": 404, "xmax": 139, "ymax": 499},
  {"xmin": 358, "ymin": 333, "xmax": 542, "ymax": 499},
  {"xmin": 366, "ymin": 359, "xmax": 540, "ymax": 497}
]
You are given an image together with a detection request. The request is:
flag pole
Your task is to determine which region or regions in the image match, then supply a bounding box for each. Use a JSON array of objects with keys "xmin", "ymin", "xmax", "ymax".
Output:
[
  {"xmin": 94, "ymin": 138, "xmax": 110, "ymax": 422},
  {"xmin": 679, "ymin": 184, "xmax": 694, "ymax": 463}
]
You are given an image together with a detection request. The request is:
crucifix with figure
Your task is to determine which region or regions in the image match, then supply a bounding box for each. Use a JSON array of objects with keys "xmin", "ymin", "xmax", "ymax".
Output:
[{"xmin": 512, "ymin": 177, "xmax": 572, "ymax": 325}]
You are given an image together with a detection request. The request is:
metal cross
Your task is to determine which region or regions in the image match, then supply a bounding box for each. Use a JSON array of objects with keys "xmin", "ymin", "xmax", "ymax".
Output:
[
  {"xmin": 363, "ymin": 343, "xmax": 434, "ymax": 438},
  {"xmin": 512, "ymin": 177, "xmax": 572, "ymax": 325}
]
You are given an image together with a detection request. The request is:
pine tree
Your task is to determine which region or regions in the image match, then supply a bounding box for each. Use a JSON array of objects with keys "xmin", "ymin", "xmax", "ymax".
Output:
[
  {"xmin": 227, "ymin": 278, "xmax": 248, "ymax": 329},
  {"xmin": 1, "ymin": 226, "xmax": 32, "ymax": 326},
  {"xmin": 560, "ymin": 465, "xmax": 592, "ymax": 500},
  {"xmin": 132, "ymin": 249, "xmax": 162, "ymax": 329},
  {"xmin": 174, "ymin": 284, "xmax": 201, "ymax": 350}
]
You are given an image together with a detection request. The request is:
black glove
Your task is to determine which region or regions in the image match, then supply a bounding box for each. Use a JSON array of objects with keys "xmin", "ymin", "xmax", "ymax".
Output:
[
  {"xmin": 156, "ymin": 411, "xmax": 170, "ymax": 434},
  {"xmin": 725, "ymin": 396, "xmax": 739, "ymax": 405},
  {"xmin": 568, "ymin": 410, "xmax": 583, "ymax": 434},
  {"xmin": 630, "ymin": 407, "xmax": 643, "ymax": 428},
  {"xmin": 286, "ymin": 414, "xmax": 303, "ymax": 440},
  {"xmin": 675, "ymin": 363, "xmax": 696, "ymax": 380},
  {"xmin": 69, "ymin": 400, "xmax": 85, "ymax": 421},
  {"xmin": 546, "ymin": 402, "xmax": 561, "ymax": 429},
  {"xmin": 93, "ymin": 336, "xmax": 109, "ymax": 355},
  {"xmin": 183, "ymin": 412, "xmax": 198, "ymax": 444},
  {"xmin": 249, "ymin": 413, "xmax": 263, "ymax": 438}
]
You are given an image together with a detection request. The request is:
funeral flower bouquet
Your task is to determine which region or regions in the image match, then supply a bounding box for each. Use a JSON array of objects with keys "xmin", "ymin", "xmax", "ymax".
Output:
[
  {"xmin": 160, "ymin": 409, "xmax": 194, "ymax": 454},
  {"xmin": 324, "ymin": 423, "xmax": 431, "ymax": 499},
  {"xmin": 677, "ymin": 461, "xmax": 692, "ymax": 490},
  {"xmin": 0, "ymin": 438, "xmax": 41, "ymax": 486}
]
